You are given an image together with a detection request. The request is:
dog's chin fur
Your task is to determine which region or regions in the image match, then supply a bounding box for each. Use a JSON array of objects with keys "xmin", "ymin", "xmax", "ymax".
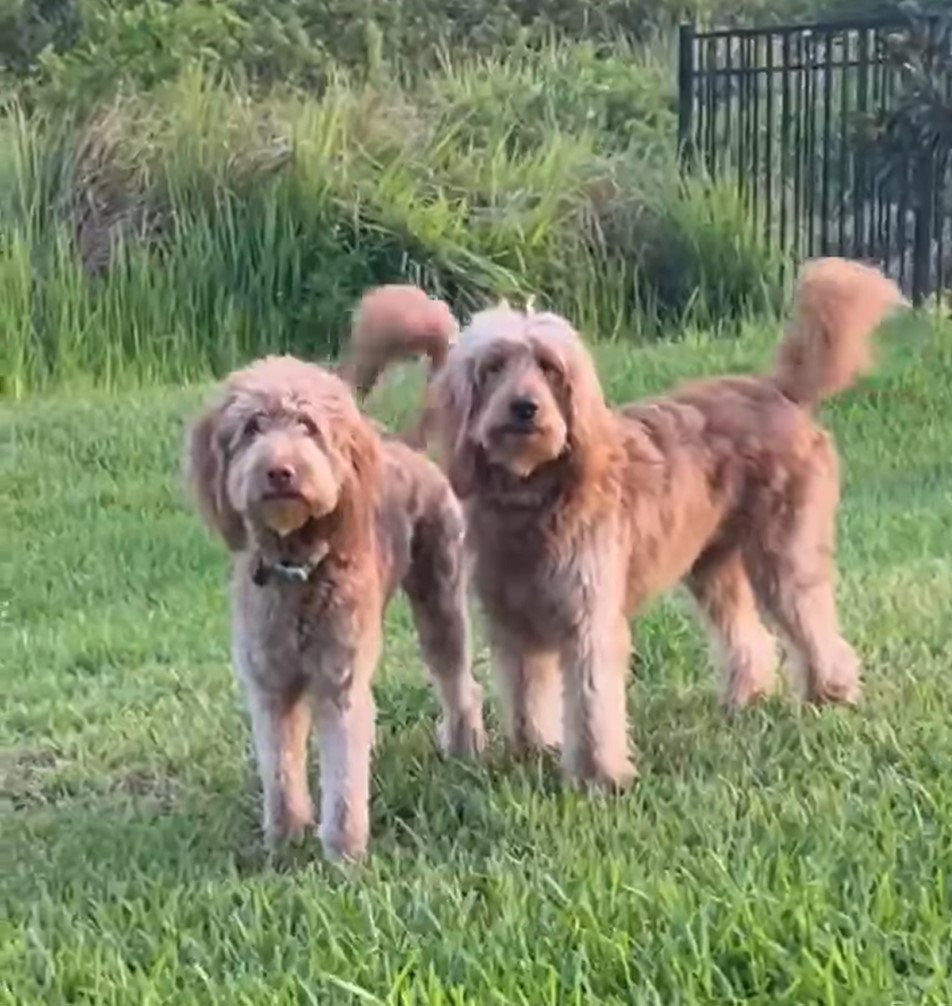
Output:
[
  {"xmin": 254, "ymin": 496, "xmax": 317, "ymax": 537},
  {"xmin": 480, "ymin": 428, "xmax": 566, "ymax": 479},
  {"xmin": 424, "ymin": 257, "xmax": 906, "ymax": 791},
  {"xmin": 184, "ymin": 355, "xmax": 484, "ymax": 861}
]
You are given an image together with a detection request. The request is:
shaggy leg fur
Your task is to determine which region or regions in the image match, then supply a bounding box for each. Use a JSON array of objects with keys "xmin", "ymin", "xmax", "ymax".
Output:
[
  {"xmin": 748, "ymin": 442, "xmax": 861, "ymax": 706},
  {"xmin": 404, "ymin": 509, "xmax": 485, "ymax": 757},
  {"xmin": 560, "ymin": 615, "xmax": 635, "ymax": 790},
  {"xmin": 763, "ymin": 576, "xmax": 861, "ymax": 705},
  {"xmin": 314, "ymin": 683, "xmax": 376, "ymax": 861},
  {"xmin": 246, "ymin": 686, "xmax": 315, "ymax": 844},
  {"xmin": 688, "ymin": 549, "xmax": 779, "ymax": 711},
  {"xmin": 411, "ymin": 601, "xmax": 484, "ymax": 757},
  {"xmin": 491, "ymin": 638, "xmax": 563, "ymax": 753}
]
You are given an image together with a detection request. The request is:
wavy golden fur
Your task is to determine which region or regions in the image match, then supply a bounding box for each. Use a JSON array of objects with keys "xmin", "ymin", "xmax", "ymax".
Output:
[
  {"xmin": 422, "ymin": 257, "xmax": 906, "ymax": 790},
  {"xmin": 184, "ymin": 355, "xmax": 483, "ymax": 859},
  {"xmin": 339, "ymin": 284, "xmax": 460, "ymax": 446}
]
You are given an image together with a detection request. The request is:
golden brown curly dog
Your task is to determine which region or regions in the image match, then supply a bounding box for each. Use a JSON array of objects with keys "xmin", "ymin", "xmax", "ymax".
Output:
[
  {"xmin": 422, "ymin": 257, "xmax": 905, "ymax": 790},
  {"xmin": 185, "ymin": 356, "xmax": 484, "ymax": 860}
]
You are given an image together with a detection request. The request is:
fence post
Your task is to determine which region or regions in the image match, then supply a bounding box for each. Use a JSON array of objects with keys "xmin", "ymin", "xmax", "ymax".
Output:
[
  {"xmin": 912, "ymin": 149, "xmax": 935, "ymax": 306},
  {"xmin": 678, "ymin": 23, "xmax": 696, "ymax": 166}
]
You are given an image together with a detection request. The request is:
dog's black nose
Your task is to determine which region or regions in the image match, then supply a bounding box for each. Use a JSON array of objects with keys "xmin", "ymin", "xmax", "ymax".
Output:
[
  {"xmin": 509, "ymin": 397, "xmax": 538, "ymax": 423},
  {"xmin": 267, "ymin": 464, "xmax": 295, "ymax": 489}
]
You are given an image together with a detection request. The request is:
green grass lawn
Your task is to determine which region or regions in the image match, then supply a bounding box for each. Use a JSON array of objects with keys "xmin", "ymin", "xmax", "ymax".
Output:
[{"xmin": 3, "ymin": 316, "xmax": 952, "ymax": 1004}]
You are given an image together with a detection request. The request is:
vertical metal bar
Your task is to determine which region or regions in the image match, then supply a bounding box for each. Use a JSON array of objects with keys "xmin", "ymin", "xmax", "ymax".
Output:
[
  {"xmin": 884, "ymin": 44, "xmax": 897, "ymax": 281},
  {"xmin": 911, "ymin": 152, "xmax": 933, "ymax": 305},
  {"xmin": 793, "ymin": 30, "xmax": 804, "ymax": 263},
  {"xmin": 677, "ymin": 23, "xmax": 696, "ymax": 166},
  {"xmin": 744, "ymin": 34, "xmax": 752, "ymax": 212},
  {"xmin": 695, "ymin": 35, "xmax": 706, "ymax": 173},
  {"xmin": 752, "ymin": 32, "xmax": 761, "ymax": 235},
  {"xmin": 873, "ymin": 29, "xmax": 890, "ymax": 273},
  {"xmin": 781, "ymin": 31, "xmax": 792, "ymax": 259},
  {"xmin": 937, "ymin": 146, "xmax": 949, "ymax": 294},
  {"xmin": 933, "ymin": 15, "xmax": 949, "ymax": 298},
  {"xmin": 912, "ymin": 17, "xmax": 939, "ymax": 305},
  {"xmin": 838, "ymin": 30, "xmax": 850, "ymax": 256},
  {"xmin": 939, "ymin": 17, "xmax": 949, "ymax": 293},
  {"xmin": 806, "ymin": 32, "xmax": 817, "ymax": 257},
  {"xmin": 821, "ymin": 30, "xmax": 834, "ymax": 255},
  {"xmin": 897, "ymin": 156, "xmax": 910, "ymax": 293},
  {"xmin": 765, "ymin": 31, "xmax": 775, "ymax": 247},
  {"xmin": 854, "ymin": 27, "xmax": 870, "ymax": 259},
  {"xmin": 704, "ymin": 34, "xmax": 712, "ymax": 177},
  {"xmin": 738, "ymin": 35, "xmax": 748, "ymax": 198},
  {"xmin": 728, "ymin": 33, "xmax": 736, "ymax": 173},
  {"xmin": 868, "ymin": 28, "xmax": 882, "ymax": 260}
]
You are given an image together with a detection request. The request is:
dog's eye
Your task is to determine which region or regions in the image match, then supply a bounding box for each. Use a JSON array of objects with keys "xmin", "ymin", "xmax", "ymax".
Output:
[
  {"xmin": 243, "ymin": 415, "xmax": 263, "ymax": 438},
  {"xmin": 538, "ymin": 358, "xmax": 561, "ymax": 380},
  {"xmin": 481, "ymin": 358, "xmax": 505, "ymax": 380},
  {"xmin": 296, "ymin": 415, "xmax": 318, "ymax": 436}
]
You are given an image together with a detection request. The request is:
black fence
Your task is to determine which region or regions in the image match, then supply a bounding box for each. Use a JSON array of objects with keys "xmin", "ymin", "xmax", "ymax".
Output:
[{"xmin": 677, "ymin": 16, "xmax": 952, "ymax": 304}]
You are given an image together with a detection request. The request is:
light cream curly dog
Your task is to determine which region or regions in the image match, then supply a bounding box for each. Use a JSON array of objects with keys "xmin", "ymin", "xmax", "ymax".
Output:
[{"xmin": 185, "ymin": 346, "xmax": 483, "ymax": 861}]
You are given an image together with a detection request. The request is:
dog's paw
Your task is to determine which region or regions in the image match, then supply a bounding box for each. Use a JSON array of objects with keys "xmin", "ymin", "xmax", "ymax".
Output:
[
  {"xmin": 505, "ymin": 733, "xmax": 562, "ymax": 760},
  {"xmin": 439, "ymin": 705, "xmax": 486, "ymax": 758},
  {"xmin": 569, "ymin": 756, "xmax": 638, "ymax": 794},
  {"xmin": 808, "ymin": 641, "xmax": 862, "ymax": 707},
  {"xmin": 811, "ymin": 674, "xmax": 863, "ymax": 707},
  {"xmin": 722, "ymin": 677, "xmax": 773, "ymax": 714},
  {"xmin": 264, "ymin": 811, "xmax": 316, "ymax": 850},
  {"xmin": 318, "ymin": 824, "xmax": 369, "ymax": 865}
]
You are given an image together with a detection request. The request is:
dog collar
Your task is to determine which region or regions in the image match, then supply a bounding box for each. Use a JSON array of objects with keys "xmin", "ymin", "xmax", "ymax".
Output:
[{"xmin": 251, "ymin": 545, "xmax": 328, "ymax": 587}]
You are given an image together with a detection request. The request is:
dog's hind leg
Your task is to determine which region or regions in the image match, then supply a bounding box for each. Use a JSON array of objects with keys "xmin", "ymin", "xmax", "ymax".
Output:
[
  {"xmin": 757, "ymin": 569, "xmax": 861, "ymax": 706},
  {"xmin": 687, "ymin": 548, "xmax": 779, "ymax": 712},
  {"xmin": 746, "ymin": 446, "xmax": 861, "ymax": 706},
  {"xmin": 403, "ymin": 499, "xmax": 485, "ymax": 758}
]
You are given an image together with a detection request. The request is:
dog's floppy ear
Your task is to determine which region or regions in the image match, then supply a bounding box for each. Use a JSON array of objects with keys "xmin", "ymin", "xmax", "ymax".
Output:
[
  {"xmin": 562, "ymin": 337, "xmax": 616, "ymax": 486},
  {"xmin": 309, "ymin": 371, "xmax": 383, "ymax": 526},
  {"xmin": 308, "ymin": 386, "xmax": 383, "ymax": 554},
  {"xmin": 434, "ymin": 357, "xmax": 479, "ymax": 499},
  {"xmin": 331, "ymin": 406, "xmax": 381, "ymax": 498},
  {"xmin": 184, "ymin": 394, "xmax": 247, "ymax": 551}
]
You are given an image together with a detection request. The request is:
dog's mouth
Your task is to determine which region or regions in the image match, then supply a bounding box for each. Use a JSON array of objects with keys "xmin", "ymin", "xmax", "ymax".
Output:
[
  {"xmin": 261, "ymin": 489, "xmax": 307, "ymax": 502},
  {"xmin": 496, "ymin": 420, "xmax": 539, "ymax": 438}
]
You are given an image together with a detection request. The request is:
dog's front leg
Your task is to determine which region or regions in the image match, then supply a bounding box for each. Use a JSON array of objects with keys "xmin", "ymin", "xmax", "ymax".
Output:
[
  {"xmin": 490, "ymin": 633, "xmax": 563, "ymax": 755},
  {"xmin": 560, "ymin": 611, "xmax": 636, "ymax": 792},
  {"xmin": 313, "ymin": 638, "xmax": 380, "ymax": 862},
  {"xmin": 244, "ymin": 684, "xmax": 315, "ymax": 845}
]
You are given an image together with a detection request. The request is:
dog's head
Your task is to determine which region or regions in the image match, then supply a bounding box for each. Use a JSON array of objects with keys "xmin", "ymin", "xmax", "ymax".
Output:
[
  {"xmin": 434, "ymin": 303, "xmax": 615, "ymax": 499},
  {"xmin": 185, "ymin": 356, "xmax": 379, "ymax": 551}
]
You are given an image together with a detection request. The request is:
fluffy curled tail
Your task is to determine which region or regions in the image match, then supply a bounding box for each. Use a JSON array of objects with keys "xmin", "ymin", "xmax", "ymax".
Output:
[
  {"xmin": 338, "ymin": 284, "xmax": 458, "ymax": 398},
  {"xmin": 772, "ymin": 257, "xmax": 908, "ymax": 408},
  {"xmin": 337, "ymin": 284, "xmax": 457, "ymax": 447}
]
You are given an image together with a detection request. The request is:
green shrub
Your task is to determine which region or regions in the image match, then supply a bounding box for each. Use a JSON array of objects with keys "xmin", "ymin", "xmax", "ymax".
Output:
[
  {"xmin": 6, "ymin": 0, "xmax": 941, "ymax": 111},
  {"xmin": 7, "ymin": 0, "xmax": 841, "ymax": 397},
  {"xmin": 1, "ymin": 49, "xmax": 785, "ymax": 396},
  {"xmin": 629, "ymin": 177, "xmax": 784, "ymax": 325}
]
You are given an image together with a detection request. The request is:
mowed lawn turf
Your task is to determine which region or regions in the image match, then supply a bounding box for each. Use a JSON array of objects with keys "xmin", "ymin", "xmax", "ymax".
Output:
[{"xmin": 3, "ymin": 315, "xmax": 951, "ymax": 1004}]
